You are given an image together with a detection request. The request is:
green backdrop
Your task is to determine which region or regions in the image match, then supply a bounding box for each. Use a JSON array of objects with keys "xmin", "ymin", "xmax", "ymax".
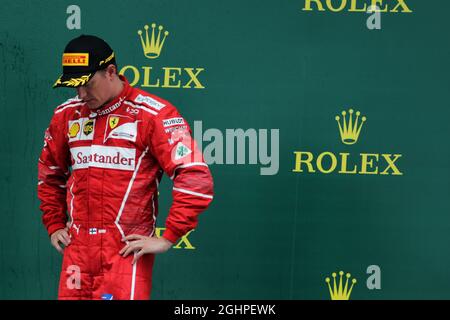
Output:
[{"xmin": 1, "ymin": 0, "xmax": 449, "ymax": 299}]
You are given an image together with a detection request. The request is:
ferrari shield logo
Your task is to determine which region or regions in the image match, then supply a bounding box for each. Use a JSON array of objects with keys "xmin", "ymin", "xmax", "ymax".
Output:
[{"xmin": 109, "ymin": 117, "xmax": 120, "ymax": 129}]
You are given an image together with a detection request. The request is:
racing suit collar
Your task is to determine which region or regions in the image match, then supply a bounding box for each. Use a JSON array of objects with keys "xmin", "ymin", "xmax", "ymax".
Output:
[{"xmin": 89, "ymin": 75, "xmax": 132, "ymax": 118}]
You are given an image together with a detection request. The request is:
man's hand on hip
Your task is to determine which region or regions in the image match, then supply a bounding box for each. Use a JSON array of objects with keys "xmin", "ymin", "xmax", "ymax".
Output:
[
  {"xmin": 119, "ymin": 234, "xmax": 173, "ymax": 264},
  {"xmin": 50, "ymin": 226, "xmax": 71, "ymax": 254}
]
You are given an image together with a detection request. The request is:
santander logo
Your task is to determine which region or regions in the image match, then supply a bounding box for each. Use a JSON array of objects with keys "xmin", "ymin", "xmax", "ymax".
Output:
[
  {"xmin": 70, "ymin": 145, "xmax": 136, "ymax": 171},
  {"xmin": 95, "ymin": 97, "xmax": 125, "ymax": 116}
]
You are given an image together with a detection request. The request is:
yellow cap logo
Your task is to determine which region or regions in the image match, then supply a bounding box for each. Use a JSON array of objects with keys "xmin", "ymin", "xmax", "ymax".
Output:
[
  {"xmin": 69, "ymin": 122, "xmax": 80, "ymax": 138},
  {"xmin": 63, "ymin": 53, "xmax": 89, "ymax": 66},
  {"xmin": 99, "ymin": 52, "xmax": 115, "ymax": 66}
]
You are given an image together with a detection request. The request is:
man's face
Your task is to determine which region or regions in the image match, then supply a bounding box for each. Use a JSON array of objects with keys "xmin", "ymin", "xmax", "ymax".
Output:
[{"xmin": 76, "ymin": 70, "xmax": 113, "ymax": 110}]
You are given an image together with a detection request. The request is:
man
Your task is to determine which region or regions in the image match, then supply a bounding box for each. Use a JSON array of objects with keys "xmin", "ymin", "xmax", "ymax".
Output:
[{"xmin": 37, "ymin": 35, "xmax": 214, "ymax": 300}]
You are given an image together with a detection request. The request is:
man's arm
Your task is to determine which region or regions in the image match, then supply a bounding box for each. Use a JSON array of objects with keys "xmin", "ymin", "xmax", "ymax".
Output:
[
  {"xmin": 120, "ymin": 101, "xmax": 213, "ymax": 260},
  {"xmin": 149, "ymin": 105, "xmax": 214, "ymax": 244},
  {"xmin": 37, "ymin": 110, "xmax": 71, "ymax": 238}
]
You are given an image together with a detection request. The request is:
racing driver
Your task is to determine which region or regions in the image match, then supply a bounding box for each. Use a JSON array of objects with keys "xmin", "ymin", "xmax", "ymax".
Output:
[{"xmin": 37, "ymin": 35, "xmax": 214, "ymax": 300}]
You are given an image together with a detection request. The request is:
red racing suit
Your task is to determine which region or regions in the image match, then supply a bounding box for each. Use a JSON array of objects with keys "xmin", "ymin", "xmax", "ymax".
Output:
[{"xmin": 37, "ymin": 75, "xmax": 213, "ymax": 300}]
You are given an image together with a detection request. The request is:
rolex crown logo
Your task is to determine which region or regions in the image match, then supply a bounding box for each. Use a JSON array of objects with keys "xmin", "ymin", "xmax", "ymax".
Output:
[
  {"xmin": 325, "ymin": 271, "xmax": 357, "ymax": 300},
  {"xmin": 335, "ymin": 109, "xmax": 366, "ymax": 145},
  {"xmin": 137, "ymin": 23, "xmax": 169, "ymax": 59}
]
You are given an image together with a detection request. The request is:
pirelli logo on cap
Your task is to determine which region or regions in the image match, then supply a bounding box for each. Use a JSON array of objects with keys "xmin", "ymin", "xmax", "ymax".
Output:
[{"xmin": 63, "ymin": 53, "xmax": 89, "ymax": 66}]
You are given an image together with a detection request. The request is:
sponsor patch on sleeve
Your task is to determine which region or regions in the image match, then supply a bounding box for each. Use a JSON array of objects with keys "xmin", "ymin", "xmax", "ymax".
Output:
[
  {"xmin": 165, "ymin": 125, "xmax": 188, "ymax": 134},
  {"xmin": 163, "ymin": 117, "xmax": 185, "ymax": 128},
  {"xmin": 135, "ymin": 94, "xmax": 165, "ymax": 111},
  {"xmin": 173, "ymin": 142, "xmax": 192, "ymax": 160},
  {"xmin": 44, "ymin": 128, "xmax": 53, "ymax": 141},
  {"xmin": 43, "ymin": 128, "xmax": 53, "ymax": 148},
  {"xmin": 167, "ymin": 127, "xmax": 190, "ymax": 145}
]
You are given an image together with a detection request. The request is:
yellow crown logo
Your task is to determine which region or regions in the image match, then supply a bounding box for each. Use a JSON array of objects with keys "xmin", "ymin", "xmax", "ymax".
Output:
[
  {"xmin": 137, "ymin": 23, "xmax": 169, "ymax": 59},
  {"xmin": 335, "ymin": 109, "xmax": 366, "ymax": 145},
  {"xmin": 325, "ymin": 271, "xmax": 357, "ymax": 300}
]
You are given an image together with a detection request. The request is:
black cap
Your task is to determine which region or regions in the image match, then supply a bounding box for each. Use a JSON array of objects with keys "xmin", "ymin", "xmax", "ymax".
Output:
[{"xmin": 53, "ymin": 35, "xmax": 116, "ymax": 88}]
